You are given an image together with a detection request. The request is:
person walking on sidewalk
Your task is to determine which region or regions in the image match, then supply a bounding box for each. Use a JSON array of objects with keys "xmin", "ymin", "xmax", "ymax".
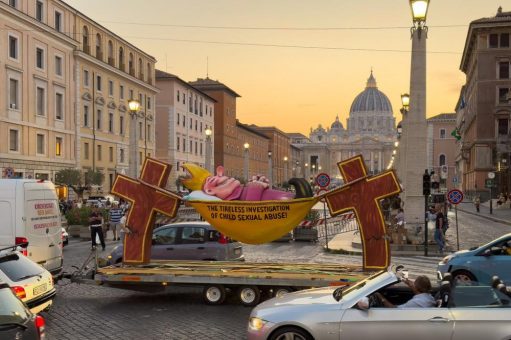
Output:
[
  {"xmin": 434, "ymin": 204, "xmax": 445, "ymax": 254},
  {"xmin": 89, "ymin": 206, "xmax": 106, "ymax": 251},
  {"xmin": 108, "ymin": 203, "xmax": 123, "ymax": 241},
  {"xmin": 474, "ymin": 195, "xmax": 481, "ymax": 213}
]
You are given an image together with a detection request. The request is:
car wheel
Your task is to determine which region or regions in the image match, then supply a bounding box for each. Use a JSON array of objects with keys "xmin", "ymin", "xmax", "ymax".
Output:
[
  {"xmin": 269, "ymin": 326, "xmax": 313, "ymax": 340},
  {"xmin": 452, "ymin": 270, "xmax": 477, "ymax": 285},
  {"xmin": 203, "ymin": 285, "xmax": 226, "ymax": 305},
  {"xmin": 238, "ymin": 285, "xmax": 261, "ymax": 307},
  {"xmin": 272, "ymin": 287, "xmax": 293, "ymax": 298}
]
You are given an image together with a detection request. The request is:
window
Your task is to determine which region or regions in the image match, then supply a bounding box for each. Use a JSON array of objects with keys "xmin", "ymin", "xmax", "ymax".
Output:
[
  {"xmin": 147, "ymin": 124, "xmax": 151, "ymax": 142},
  {"xmin": 83, "ymin": 105, "xmax": 89, "ymax": 127},
  {"xmin": 9, "ymin": 78, "xmax": 19, "ymax": 109},
  {"xmin": 55, "ymin": 56, "xmax": 62, "ymax": 76},
  {"xmin": 195, "ymin": 141, "xmax": 198, "ymax": 154},
  {"xmin": 189, "ymin": 140, "xmax": 192, "ymax": 153},
  {"xmin": 9, "ymin": 129, "xmax": 19, "ymax": 152},
  {"xmin": 499, "ymin": 87, "xmax": 510, "ymax": 104},
  {"xmin": 55, "ymin": 93, "xmax": 63, "ymax": 120},
  {"xmin": 439, "ymin": 129, "xmax": 446, "ymax": 139},
  {"xmin": 120, "ymin": 148, "xmax": 125, "ymax": 163},
  {"xmin": 83, "ymin": 70, "xmax": 89, "ymax": 87},
  {"xmin": 181, "ymin": 227, "xmax": 205, "ymax": 244},
  {"xmin": 120, "ymin": 85, "xmax": 124, "ymax": 99},
  {"xmin": 501, "ymin": 33, "xmax": 510, "ymax": 48},
  {"xmin": 490, "ymin": 34, "xmax": 499, "ymax": 48},
  {"xmin": 119, "ymin": 116, "xmax": 124, "ymax": 134},
  {"xmin": 177, "ymin": 137, "xmax": 180, "ymax": 151},
  {"xmin": 177, "ymin": 113, "xmax": 180, "ymax": 125},
  {"xmin": 129, "ymin": 89, "xmax": 133, "ymax": 100},
  {"xmin": 177, "ymin": 91, "xmax": 180, "ymax": 102},
  {"xmin": 153, "ymin": 227, "xmax": 177, "ymax": 245},
  {"xmin": 95, "ymin": 33, "xmax": 102, "ymax": 58},
  {"xmin": 190, "ymin": 118, "xmax": 192, "ymax": 128},
  {"xmin": 109, "ymin": 80, "xmax": 114, "ymax": 96},
  {"xmin": 139, "ymin": 151, "xmax": 142, "ymax": 165},
  {"xmin": 96, "ymin": 110, "xmax": 102, "ymax": 129},
  {"xmin": 97, "ymin": 145, "xmax": 102, "ymax": 161},
  {"xmin": 195, "ymin": 120, "xmax": 198, "ymax": 131},
  {"xmin": 82, "ymin": 26, "xmax": 89, "ymax": 52},
  {"xmin": 498, "ymin": 118, "xmax": 509, "ymax": 135},
  {"xmin": 9, "ymin": 0, "xmax": 17, "ymax": 8},
  {"xmin": 36, "ymin": 134, "xmax": 45, "ymax": 155},
  {"xmin": 200, "ymin": 142, "xmax": 203, "ymax": 156},
  {"xmin": 36, "ymin": 48, "xmax": 44, "ymax": 69},
  {"xmin": 439, "ymin": 154, "xmax": 446, "ymax": 167},
  {"xmin": 182, "ymin": 138, "xmax": 186, "ymax": 151},
  {"xmin": 84, "ymin": 142, "xmax": 89, "ymax": 159},
  {"xmin": 499, "ymin": 61, "xmax": 509, "ymax": 79},
  {"xmin": 54, "ymin": 10, "xmax": 62, "ymax": 32},
  {"xmin": 9, "ymin": 35, "xmax": 18, "ymax": 59},
  {"xmin": 55, "ymin": 137, "xmax": 62, "ymax": 156},
  {"xmin": 108, "ymin": 112, "xmax": 114, "ymax": 132},
  {"xmin": 36, "ymin": 1, "xmax": 44, "ymax": 21},
  {"xmin": 147, "ymin": 97, "xmax": 151, "ymax": 110},
  {"xmin": 489, "ymin": 33, "xmax": 510, "ymax": 48},
  {"xmin": 200, "ymin": 122, "xmax": 203, "ymax": 132},
  {"xmin": 109, "ymin": 147, "xmax": 113, "ymax": 162},
  {"xmin": 139, "ymin": 122, "xmax": 143, "ymax": 139},
  {"xmin": 36, "ymin": 87, "xmax": 45, "ymax": 116},
  {"xmin": 96, "ymin": 75, "xmax": 102, "ymax": 91}
]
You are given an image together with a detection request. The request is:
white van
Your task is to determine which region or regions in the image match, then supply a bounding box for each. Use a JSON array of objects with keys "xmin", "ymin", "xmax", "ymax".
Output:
[{"xmin": 0, "ymin": 179, "xmax": 63, "ymax": 279}]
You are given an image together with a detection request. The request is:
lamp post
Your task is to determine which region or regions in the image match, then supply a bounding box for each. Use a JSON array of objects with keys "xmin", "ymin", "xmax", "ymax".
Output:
[
  {"xmin": 283, "ymin": 156, "xmax": 288, "ymax": 184},
  {"xmin": 305, "ymin": 162, "xmax": 309, "ymax": 179},
  {"xmin": 401, "ymin": 0, "xmax": 430, "ymax": 246},
  {"xmin": 243, "ymin": 142, "xmax": 250, "ymax": 181},
  {"xmin": 205, "ymin": 128, "xmax": 213, "ymax": 173},
  {"xmin": 128, "ymin": 99, "xmax": 140, "ymax": 178},
  {"xmin": 295, "ymin": 160, "xmax": 300, "ymax": 177},
  {"xmin": 268, "ymin": 151, "xmax": 273, "ymax": 187}
]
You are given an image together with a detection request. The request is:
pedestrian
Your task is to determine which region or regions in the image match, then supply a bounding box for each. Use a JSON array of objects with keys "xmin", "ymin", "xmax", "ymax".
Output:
[
  {"xmin": 119, "ymin": 210, "xmax": 131, "ymax": 243},
  {"xmin": 395, "ymin": 208, "xmax": 405, "ymax": 227},
  {"xmin": 89, "ymin": 205, "xmax": 106, "ymax": 251},
  {"xmin": 434, "ymin": 204, "xmax": 445, "ymax": 254},
  {"xmin": 474, "ymin": 195, "xmax": 481, "ymax": 213},
  {"xmin": 108, "ymin": 203, "xmax": 123, "ymax": 241}
]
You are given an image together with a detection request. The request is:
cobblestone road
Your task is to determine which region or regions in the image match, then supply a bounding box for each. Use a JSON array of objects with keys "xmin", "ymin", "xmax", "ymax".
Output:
[{"xmin": 42, "ymin": 209, "xmax": 511, "ymax": 339}]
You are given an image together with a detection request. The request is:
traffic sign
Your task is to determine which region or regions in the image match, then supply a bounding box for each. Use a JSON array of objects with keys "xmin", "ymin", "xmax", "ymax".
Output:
[
  {"xmin": 452, "ymin": 176, "xmax": 458, "ymax": 183},
  {"xmin": 315, "ymin": 173, "xmax": 331, "ymax": 188},
  {"xmin": 447, "ymin": 189, "xmax": 464, "ymax": 205},
  {"xmin": 2, "ymin": 167, "xmax": 15, "ymax": 178},
  {"xmin": 488, "ymin": 172, "xmax": 495, "ymax": 179},
  {"xmin": 485, "ymin": 179, "xmax": 495, "ymax": 188}
]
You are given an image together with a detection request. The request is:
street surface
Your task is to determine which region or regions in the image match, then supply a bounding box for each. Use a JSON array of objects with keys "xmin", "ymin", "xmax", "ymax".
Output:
[{"xmin": 43, "ymin": 209, "xmax": 511, "ymax": 339}]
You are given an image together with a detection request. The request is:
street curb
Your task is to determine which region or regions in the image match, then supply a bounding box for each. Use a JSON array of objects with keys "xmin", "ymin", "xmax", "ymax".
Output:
[
  {"xmin": 456, "ymin": 207, "xmax": 511, "ymax": 225},
  {"xmin": 323, "ymin": 246, "xmax": 447, "ymax": 257}
]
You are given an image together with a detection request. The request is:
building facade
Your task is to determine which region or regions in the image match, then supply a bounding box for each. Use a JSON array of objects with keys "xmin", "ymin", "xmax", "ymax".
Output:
[
  {"xmin": 0, "ymin": 0, "xmax": 157, "ymax": 193},
  {"xmin": 291, "ymin": 72, "xmax": 396, "ymax": 184},
  {"xmin": 456, "ymin": 7, "xmax": 511, "ymax": 197},
  {"xmin": 427, "ymin": 113, "xmax": 458, "ymax": 192},
  {"xmin": 155, "ymin": 70, "xmax": 215, "ymax": 189}
]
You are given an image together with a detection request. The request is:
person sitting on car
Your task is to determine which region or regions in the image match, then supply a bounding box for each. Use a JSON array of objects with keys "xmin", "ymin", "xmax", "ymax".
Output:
[{"xmin": 375, "ymin": 275, "xmax": 436, "ymax": 308}]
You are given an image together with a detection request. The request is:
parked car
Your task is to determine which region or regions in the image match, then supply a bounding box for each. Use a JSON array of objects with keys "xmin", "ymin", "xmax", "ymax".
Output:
[
  {"xmin": 437, "ymin": 233, "xmax": 511, "ymax": 284},
  {"xmin": 61, "ymin": 228, "xmax": 69, "ymax": 247},
  {"xmin": 247, "ymin": 267, "xmax": 511, "ymax": 340},
  {"xmin": 0, "ymin": 281, "xmax": 46, "ymax": 340},
  {"xmin": 0, "ymin": 246, "xmax": 56, "ymax": 314},
  {"xmin": 106, "ymin": 222, "xmax": 244, "ymax": 265}
]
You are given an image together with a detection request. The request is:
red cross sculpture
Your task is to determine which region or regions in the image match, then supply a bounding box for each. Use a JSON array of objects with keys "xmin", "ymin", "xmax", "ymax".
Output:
[
  {"xmin": 111, "ymin": 158, "xmax": 181, "ymax": 264},
  {"xmin": 323, "ymin": 155, "xmax": 401, "ymax": 270}
]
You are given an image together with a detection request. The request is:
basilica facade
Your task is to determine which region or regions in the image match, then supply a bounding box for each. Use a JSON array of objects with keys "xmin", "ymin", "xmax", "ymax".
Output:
[{"xmin": 290, "ymin": 72, "xmax": 397, "ymax": 183}]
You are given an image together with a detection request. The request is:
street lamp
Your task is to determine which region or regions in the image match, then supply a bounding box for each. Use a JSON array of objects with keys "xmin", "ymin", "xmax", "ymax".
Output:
[
  {"xmin": 305, "ymin": 162, "xmax": 309, "ymax": 179},
  {"xmin": 410, "ymin": 0, "xmax": 430, "ymax": 25},
  {"xmin": 205, "ymin": 128, "xmax": 213, "ymax": 173},
  {"xmin": 312, "ymin": 164, "xmax": 316, "ymax": 176},
  {"xmin": 268, "ymin": 151, "xmax": 273, "ymax": 187},
  {"xmin": 128, "ymin": 99, "xmax": 140, "ymax": 177},
  {"xmin": 400, "ymin": 93, "xmax": 410, "ymax": 115},
  {"xmin": 243, "ymin": 143, "xmax": 250, "ymax": 180},
  {"xmin": 283, "ymin": 156, "xmax": 288, "ymax": 183}
]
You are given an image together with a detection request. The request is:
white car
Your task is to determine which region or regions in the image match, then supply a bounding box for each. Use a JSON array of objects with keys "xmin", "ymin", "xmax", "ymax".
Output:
[{"xmin": 0, "ymin": 247, "xmax": 56, "ymax": 314}]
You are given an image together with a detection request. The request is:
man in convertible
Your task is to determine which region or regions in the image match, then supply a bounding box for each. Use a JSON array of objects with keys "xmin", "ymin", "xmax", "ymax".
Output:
[{"xmin": 375, "ymin": 275, "xmax": 436, "ymax": 308}]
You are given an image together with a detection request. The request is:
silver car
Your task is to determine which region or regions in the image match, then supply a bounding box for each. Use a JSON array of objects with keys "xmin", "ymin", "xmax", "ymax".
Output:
[
  {"xmin": 107, "ymin": 222, "xmax": 244, "ymax": 264},
  {"xmin": 248, "ymin": 268, "xmax": 511, "ymax": 340}
]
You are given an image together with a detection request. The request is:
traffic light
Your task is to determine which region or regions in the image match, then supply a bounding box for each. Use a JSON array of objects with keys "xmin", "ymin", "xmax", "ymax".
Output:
[{"xmin": 423, "ymin": 170, "xmax": 431, "ymax": 196}]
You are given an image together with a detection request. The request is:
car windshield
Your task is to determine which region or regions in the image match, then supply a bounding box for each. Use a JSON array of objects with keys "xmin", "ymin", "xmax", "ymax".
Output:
[
  {"xmin": 0, "ymin": 287, "xmax": 31, "ymax": 326},
  {"xmin": 334, "ymin": 270, "xmax": 387, "ymax": 301},
  {"xmin": 0, "ymin": 253, "xmax": 45, "ymax": 282}
]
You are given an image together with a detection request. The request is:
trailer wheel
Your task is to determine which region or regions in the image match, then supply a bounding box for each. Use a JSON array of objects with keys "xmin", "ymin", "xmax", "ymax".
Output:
[
  {"xmin": 203, "ymin": 285, "xmax": 226, "ymax": 305},
  {"xmin": 238, "ymin": 285, "xmax": 261, "ymax": 307},
  {"xmin": 272, "ymin": 287, "xmax": 293, "ymax": 298}
]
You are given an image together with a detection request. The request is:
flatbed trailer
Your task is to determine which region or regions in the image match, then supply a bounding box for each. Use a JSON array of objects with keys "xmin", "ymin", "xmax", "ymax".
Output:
[{"xmin": 93, "ymin": 260, "xmax": 372, "ymax": 306}]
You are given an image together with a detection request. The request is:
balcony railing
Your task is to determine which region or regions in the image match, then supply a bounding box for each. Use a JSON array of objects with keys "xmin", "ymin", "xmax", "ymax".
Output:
[
  {"xmin": 83, "ymin": 45, "xmax": 90, "ymax": 54},
  {"xmin": 129, "ymin": 67, "xmax": 135, "ymax": 76},
  {"xmin": 119, "ymin": 63, "xmax": 125, "ymax": 72},
  {"xmin": 108, "ymin": 57, "xmax": 115, "ymax": 67},
  {"xmin": 96, "ymin": 51, "xmax": 103, "ymax": 61}
]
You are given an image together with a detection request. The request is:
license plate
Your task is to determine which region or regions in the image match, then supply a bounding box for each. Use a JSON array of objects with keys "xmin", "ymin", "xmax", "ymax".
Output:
[
  {"xmin": 234, "ymin": 248, "xmax": 241, "ymax": 255},
  {"xmin": 33, "ymin": 283, "xmax": 47, "ymax": 296}
]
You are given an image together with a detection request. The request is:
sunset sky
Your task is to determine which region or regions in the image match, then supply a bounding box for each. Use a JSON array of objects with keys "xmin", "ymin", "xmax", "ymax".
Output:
[{"xmin": 67, "ymin": 0, "xmax": 506, "ymax": 135}]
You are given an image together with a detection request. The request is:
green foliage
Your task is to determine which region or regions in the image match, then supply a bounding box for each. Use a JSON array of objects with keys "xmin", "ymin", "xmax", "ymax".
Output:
[
  {"xmin": 84, "ymin": 169, "xmax": 104, "ymax": 186},
  {"xmin": 64, "ymin": 206, "xmax": 108, "ymax": 225},
  {"xmin": 305, "ymin": 209, "xmax": 320, "ymax": 222},
  {"xmin": 55, "ymin": 168, "xmax": 82, "ymax": 186}
]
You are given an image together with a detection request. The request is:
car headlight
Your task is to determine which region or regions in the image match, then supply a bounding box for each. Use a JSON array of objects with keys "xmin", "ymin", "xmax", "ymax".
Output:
[
  {"xmin": 249, "ymin": 317, "xmax": 267, "ymax": 331},
  {"xmin": 440, "ymin": 255, "xmax": 454, "ymax": 265}
]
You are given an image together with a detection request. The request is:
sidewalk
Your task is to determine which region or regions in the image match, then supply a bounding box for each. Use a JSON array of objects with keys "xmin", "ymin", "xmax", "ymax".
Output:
[{"xmin": 455, "ymin": 199, "xmax": 511, "ymax": 225}]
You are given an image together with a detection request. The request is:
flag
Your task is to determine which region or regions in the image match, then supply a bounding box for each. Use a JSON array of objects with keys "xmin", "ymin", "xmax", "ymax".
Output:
[{"xmin": 451, "ymin": 128, "xmax": 461, "ymax": 141}]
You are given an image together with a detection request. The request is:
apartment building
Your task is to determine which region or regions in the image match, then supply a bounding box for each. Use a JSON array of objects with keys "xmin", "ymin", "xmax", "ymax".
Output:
[
  {"xmin": 0, "ymin": 0, "xmax": 157, "ymax": 192},
  {"xmin": 155, "ymin": 70, "xmax": 215, "ymax": 189},
  {"xmin": 427, "ymin": 113, "xmax": 457, "ymax": 192}
]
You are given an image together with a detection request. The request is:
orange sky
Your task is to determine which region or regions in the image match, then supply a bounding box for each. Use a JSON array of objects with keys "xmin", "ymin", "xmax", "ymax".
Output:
[{"xmin": 67, "ymin": 0, "xmax": 506, "ymax": 135}]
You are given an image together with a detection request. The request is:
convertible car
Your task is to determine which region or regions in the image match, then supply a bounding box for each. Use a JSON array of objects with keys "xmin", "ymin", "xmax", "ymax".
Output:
[{"xmin": 247, "ymin": 267, "xmax": 511, "ymax": 340}]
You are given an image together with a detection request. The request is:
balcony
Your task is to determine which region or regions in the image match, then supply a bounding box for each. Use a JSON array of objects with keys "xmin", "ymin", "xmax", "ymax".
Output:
[{"xmin": 108, "ymin": 57, "xmax": 115, "ymax": 67}]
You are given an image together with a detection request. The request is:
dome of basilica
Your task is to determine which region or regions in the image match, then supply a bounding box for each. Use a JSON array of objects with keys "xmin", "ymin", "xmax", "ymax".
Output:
[
  {"xmin": 349, "ymin": 71, "xmax": 393, "ymax": 114},
  {"xmin": 330, "ymin": 115, "xmax": 344, "ymax": 130}
]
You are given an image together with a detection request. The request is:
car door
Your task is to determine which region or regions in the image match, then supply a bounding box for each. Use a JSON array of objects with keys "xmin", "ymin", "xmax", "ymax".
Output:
[
  {"xmin": 151, "ymin": 226, "xmax": 179, "ymax": 260},
  {"xmin": 341, "ymin": 306, "xmax": 454, "ymax": 340},
  {"xmin": 178, "ymin": 226, "xmax": 208, "ymax": 260},
  {"xmin": 486, "ymin": 237, "xmax": 511, "ymax": 284}
]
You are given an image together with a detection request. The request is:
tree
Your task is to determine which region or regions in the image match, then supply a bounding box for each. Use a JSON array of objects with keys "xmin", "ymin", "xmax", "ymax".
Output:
[{"xmin": 54, "ymin": 168, "xmax": 104, "ymax": 200}]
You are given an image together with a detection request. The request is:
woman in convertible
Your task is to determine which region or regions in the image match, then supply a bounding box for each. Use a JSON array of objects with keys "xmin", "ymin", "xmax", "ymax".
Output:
[{"xmin": 375, "ymin": 276, "xmax": 436, "ymax": 308}]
